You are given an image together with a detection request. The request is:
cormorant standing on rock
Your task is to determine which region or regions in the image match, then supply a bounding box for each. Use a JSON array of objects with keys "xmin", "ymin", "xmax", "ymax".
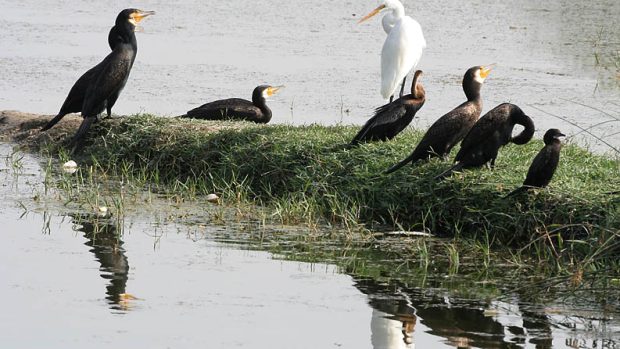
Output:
[
  {"xmin": 350, "ymin": 70, "xmax": 425, "ymax": 146},
  {"xmin": 505, "ymin": 128, "xmax": 565, "ymax": 197},
  {"xmin": 182, "ymin": 85, "xmax": 283, "ymax": 123},
  {"xmin": 41, "ymin": 9, "xmax": 155, "ymax": 150},
  {"xmin": 385, "ymin": 65, "xmax": 493, "ymax": 174},
  {"xmin": 436, "ymin": 103, "xmax": 535, "ymax": 179}
]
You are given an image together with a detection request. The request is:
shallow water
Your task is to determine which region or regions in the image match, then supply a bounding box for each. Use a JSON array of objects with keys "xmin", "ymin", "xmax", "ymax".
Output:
[
  {"xmin": 1, "ymin": 141, "xmax": 619, "ymax": 348},
  {"xmin": 0, "ymin": 0, "xmax": 618, "ymax": 151}
]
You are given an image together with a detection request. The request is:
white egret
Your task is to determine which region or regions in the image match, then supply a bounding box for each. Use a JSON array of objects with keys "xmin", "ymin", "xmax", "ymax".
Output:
[{"xmin": 359, "ymin": 0, "xmax": 426, "ymax": 101}]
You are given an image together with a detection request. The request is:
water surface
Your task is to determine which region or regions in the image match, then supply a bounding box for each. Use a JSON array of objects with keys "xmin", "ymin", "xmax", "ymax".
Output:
[{"xmin": 1, "ymin": 144, "xmax": 619, "ymax": 348}]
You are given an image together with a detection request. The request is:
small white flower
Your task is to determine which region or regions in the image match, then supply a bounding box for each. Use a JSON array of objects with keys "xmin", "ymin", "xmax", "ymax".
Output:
[
  {"xmin": 206, "ymin": 193, "xmax": 220, "ymax": 203},
  {"xmin": 62, "ymin": 160, "xmax": 78, "ymax": 174},
  {"xmin": 97, "ymin": 206, "xmax": 108, "ymax": 217}
]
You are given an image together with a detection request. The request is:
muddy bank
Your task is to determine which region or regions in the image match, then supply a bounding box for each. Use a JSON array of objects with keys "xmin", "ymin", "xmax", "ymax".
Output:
[{"xmin": 0, "ymin": 110, "xmax": 82, "ymax": 147}]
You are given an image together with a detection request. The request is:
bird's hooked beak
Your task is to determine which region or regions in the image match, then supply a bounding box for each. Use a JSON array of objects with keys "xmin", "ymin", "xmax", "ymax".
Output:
[
  {"xmin": 267, "ymin": 85, "xmax": 284, "ymax": 97},
  {"xmin": 480, "ymin": 64, "xmax": 495, "ymax": 79},
  {"xmin": 129, "ymin": 10, "xmax": 155, "ymax": 29},
  {"xmin": 358, "ymin": 4, "xmax": 386, "ymax": 23}
]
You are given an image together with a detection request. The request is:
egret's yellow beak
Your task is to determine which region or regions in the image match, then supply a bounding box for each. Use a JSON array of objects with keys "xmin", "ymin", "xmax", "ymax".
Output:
[
  {"xmin": 267, "ymin": 85, "xmax": 284, "ymax": 97},
  {"xmin": 480, "ymin": 64, "xmax": 495, "ymax": 79},
  {"xmin": 358, "ymin": 5, "xmax": 386, "ymax": 24}
]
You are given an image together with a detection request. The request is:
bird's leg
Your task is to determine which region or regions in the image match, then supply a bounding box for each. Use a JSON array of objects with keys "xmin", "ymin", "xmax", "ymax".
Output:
[
  {"xmin": 488, "ymin": 157, "xmax": 497, "ymax": 169},
  {"xmin": 389, "ymin": 95, "xmax": 394, "ymax": 103},
  {"xmin": 399, "ymin": 76, "xmax": 407, "ymax": 98}
]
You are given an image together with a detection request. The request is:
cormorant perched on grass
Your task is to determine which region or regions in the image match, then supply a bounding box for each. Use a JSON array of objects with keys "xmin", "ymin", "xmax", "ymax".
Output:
[
  {"xmin": 181, "ymin": 85, "xmax": 283, "ymax": 123},
  {"xmin": 350, "ymin": 70, "xmax": 425, "ymax": 146},
  {"xmin": 436, "ymin": 103, "xmax": 535, "ymax": 179},
  {"xmin": 41, "ymin": 9, "xmax": 155, "ymax": 149},
  {"xmin": 385, "ymin": 65, "xmax": 493, "ymax": 174},
  {"xmin": 505, "ymin": 128, "xmax": 565, "ymax": 197}
]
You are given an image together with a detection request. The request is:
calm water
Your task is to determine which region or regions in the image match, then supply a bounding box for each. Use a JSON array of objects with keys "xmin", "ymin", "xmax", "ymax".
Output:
[
  {"xmin": 1, "ymin": 144, "xmax": 619, "ymax": 348},
  {"xmin": 0, "ymin": 0, "xmax": 618, "ymax": 150}
]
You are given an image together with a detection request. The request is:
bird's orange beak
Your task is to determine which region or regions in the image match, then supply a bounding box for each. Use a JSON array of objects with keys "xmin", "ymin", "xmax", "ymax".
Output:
[
  {"xmin": 267, "ymin": 85, "xmax": 284, "ymax": 97},
  {"xmin": 358, "ymin": 4, "xmax": 386, "ymax": 24},
  {"xmin": 131, "ymin": 10, "xmax": 155, "ymax": 23},
  {"xmin": 480, "ymin": 64, "xmax": 495, "ymax": 79}
]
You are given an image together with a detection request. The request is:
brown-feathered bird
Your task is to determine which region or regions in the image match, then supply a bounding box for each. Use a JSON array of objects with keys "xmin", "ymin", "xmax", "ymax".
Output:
[
  {"xmin": 41, "ymin": 9, "xmax": 155, "ymax": 151},
  {"xmin": 350, "ymin": 70, "xmax": 425, "ymax": 146},
  {"xmin": 181, "ymin": 85, "xmax": 283, "ymax": 123},
  {"xmin": 436, "ymin": 103, "xmax": 535, "ymax": 179},
  {"xmin": 505, "ymin": 128, "xmax": 565, "ymax": 197},
  {"xmin": 385, "ymin": 65, "xmax": 493, "ymax": 174}
]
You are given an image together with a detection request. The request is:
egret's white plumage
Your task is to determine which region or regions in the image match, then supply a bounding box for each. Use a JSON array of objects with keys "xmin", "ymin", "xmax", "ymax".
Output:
[{"xmin": 360, "ymin": 0, "xmax": 426, "ymax": 100}]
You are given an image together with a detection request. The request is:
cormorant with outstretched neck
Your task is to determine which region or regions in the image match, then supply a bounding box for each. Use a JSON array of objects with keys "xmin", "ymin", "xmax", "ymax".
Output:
[
  {"xmin": 181, "ymin": 85, "xmax": 283, "ymax": 124},
  {"xmin": 41, "ymin": 9, "xmax": 154, "ymax": 149},
  {"xmin": 505, "ymin": 128, "xmax": 565, "ymax": 197},
  {"xmin": 385, "ymin": 65, "xmax": 493, "ymax": 174},
  {"xmin": 436, "ymin": 103, "xmax": 535, "ymax": 179},
  {"xmin": 350, "ymin": 70, "xmax": 425, "ymax": 146}
]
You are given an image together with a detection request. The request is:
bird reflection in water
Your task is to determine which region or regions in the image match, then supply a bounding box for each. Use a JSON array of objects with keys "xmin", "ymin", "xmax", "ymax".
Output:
[{"xmin": 71, "ymin": 213, "xmax": 134, "ymax": 311}]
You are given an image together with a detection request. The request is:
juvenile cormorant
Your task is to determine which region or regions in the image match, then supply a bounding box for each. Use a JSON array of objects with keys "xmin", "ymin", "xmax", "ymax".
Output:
[
  {"xmin": 41, "ymin": 9, "xmax": 154, "ymax": 148},
  {"xmin": 182, "ymin": 85, "xmax": 283, "ymax": 123},
  {"xmin": 385, "ymin": 65, "xmax": 492, "ymax": 174},
  {"xmin": 436, "ymin": 103, "xmax": 536, "ymax": 179},
  {"xmin": 350, "ymin": 70, "xmax": 425, "ymax": 146},
  {"xmin": 505, "ymin": 128, "xmax": 565, "ymax": 197}
]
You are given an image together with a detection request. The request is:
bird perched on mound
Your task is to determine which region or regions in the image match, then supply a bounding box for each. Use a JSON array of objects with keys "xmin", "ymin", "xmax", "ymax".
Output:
[
  {"xmin": 436, "ymin": 103, "xmax": 535, "ymax": 179},
  {"xmin": 181, "ymin": 85, "xmax": 283, "ymax": 123},
  {"xmin": 41, "ymin": 9, "xmax": 155, "ymax": 150},
  {"xmin": 505, "ymin": 128, "xmax": 565, "ymax": 197},
  {"xmin": 358, "ymin": 0, "xmax": 426, "ymax": 102},
  {"xmin": 385, "ymin": 65, "xmax": 493, "ymax": 174},
  {"xmin": 350, "ymin": 70, "xmax": 425, "ymax": 146}
]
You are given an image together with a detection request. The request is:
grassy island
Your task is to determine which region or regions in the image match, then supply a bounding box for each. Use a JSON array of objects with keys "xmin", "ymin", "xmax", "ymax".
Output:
[{"xmin": 2, "ymin": 111, "xmax": 619, "ymax": 271}]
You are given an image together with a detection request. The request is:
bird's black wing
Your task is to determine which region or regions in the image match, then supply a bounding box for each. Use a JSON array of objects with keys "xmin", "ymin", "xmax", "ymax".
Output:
[
  {"xmin": 184, "ymin": 98, "xmax": 260, "ymax": 120},
  {"xmin": 41, "ymin": 61, "xmax": 109, "ymax": 131},
  {"xmin": 523, "ymin": 145, "xmax": 559, "ymax": 187},
  {"xmin": 455, "ymin": 111, "xmax": 508, "ymax": 162},
  {"xmin": 385, "ymin": 103, "xmax": 477, "ymax": 174},
  {"xmin": 351, "ymin": 103, "xmax": 406, "ymax": 144},
  {"xmin": 81, "ymin": 51, "xmax": 133, "ymax": 118}
]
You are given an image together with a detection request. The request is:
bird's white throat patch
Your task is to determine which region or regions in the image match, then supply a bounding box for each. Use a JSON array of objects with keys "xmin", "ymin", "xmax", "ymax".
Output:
[{"xmin": 474, "ymin": 69, "xmax": 485, "ymax": 84}]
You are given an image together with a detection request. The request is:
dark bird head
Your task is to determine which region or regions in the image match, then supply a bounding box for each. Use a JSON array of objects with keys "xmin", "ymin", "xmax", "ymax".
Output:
[
  {"xmin": 410, "ymin": 70, "xmax": 425, "ymax": 99},
  {"xmin": 506, "ymin": 104, "xmax": 536, "ymax": 145},
  {"xmin": 462, "ymin": 65, "xmax": 493, "ymax": 101},
  {"xmin": 543, "ymin": 128, "xmax": 565, "ymax": 145},
  {"xmin": 252, "ymin": 85, "xmax": 284, "ymax": 104},
  {"xmin": 251, "ymin": 85, "xmax": 284, "ymax": 123},
  {"xmin": 115, "ymin": 9, "xmax": 155, "ymax": 31}
]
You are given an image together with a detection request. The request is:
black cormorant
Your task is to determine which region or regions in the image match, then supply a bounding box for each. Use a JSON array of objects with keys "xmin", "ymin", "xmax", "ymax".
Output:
[
  {"xmin": 436, "ymin": 103, "xmax": 535, "ymax": 179},
  {"xmin": 505, "ymin": 128, "xmax": 565, "ymax": 197},
  {"xmin": 41, "ymin": 9, "xmax": 154, "ymax": 148},
  {"xmin": 385, "ymin": 65, "xmax": 492, "ymax": 174},
  {"xmin": 182, "ymin": 85, "xmax": 283, "ymax": 123},
  {"xmin": 350, "ymin": 70, "xmax": 425, "ymax": 146}
]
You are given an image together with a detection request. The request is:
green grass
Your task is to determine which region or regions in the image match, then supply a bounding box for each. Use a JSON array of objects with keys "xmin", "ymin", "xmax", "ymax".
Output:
[{"xmin": 37, "ymin": 114, "xmax": 620, "ymax": 270}]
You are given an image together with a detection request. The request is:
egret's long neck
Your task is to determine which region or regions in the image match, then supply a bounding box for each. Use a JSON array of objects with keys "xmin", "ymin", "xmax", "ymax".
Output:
[{"xmin": 381, "ymin": 4, "xmax": 405, "ymax": 34}]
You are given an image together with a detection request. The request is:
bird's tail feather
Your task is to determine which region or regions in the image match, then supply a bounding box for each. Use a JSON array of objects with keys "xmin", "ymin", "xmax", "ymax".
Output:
[
  {"xmin": 40, "ymin": 113, "xmax": 66, "ymax": 132},
  {"xmin": 434, "ymin": 162, "xmax": 463, "ymax": 180},
  {"xmin": 385, "ymin": 154, "xmax": 415, "ymax": 174},
  {"xmin": 504, "ymin": 186, "xmax": 529, "ymax": 199},
  {"xmin": 68, "ymin": 117, "xmax": 96, "ymax": 153}
]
